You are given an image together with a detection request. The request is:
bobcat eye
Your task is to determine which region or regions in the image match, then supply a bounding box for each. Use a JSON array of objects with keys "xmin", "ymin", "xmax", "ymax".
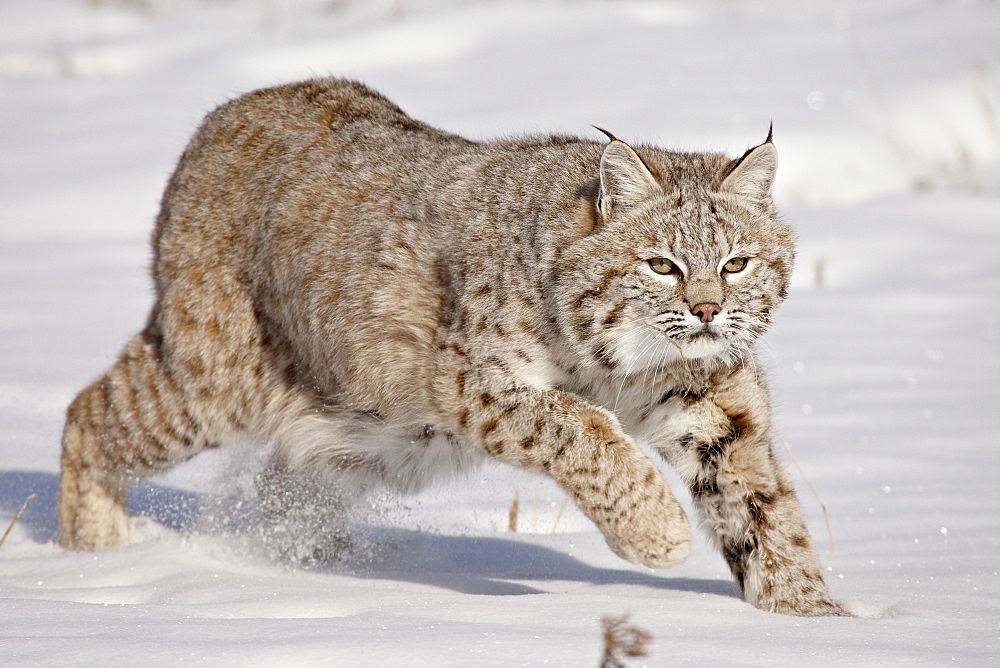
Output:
[
  {"xmin": 723, "ymin": 257, "xmax": 749, "ymax": 273},
  {"xmin": 648, "ymin": 258, "xmax": 678, "ymax": 275}
]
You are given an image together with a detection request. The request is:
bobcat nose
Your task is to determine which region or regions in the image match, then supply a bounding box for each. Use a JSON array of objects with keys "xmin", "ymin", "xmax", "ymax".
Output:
[{"xmin": 691, "ymin": 303, "xmax": 722, "ymax": 323}]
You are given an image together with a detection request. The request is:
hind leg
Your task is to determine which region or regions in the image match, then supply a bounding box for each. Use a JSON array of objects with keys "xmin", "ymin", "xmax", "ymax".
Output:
[
  {"xmin": 58, "ymin": 330, "xmax": 211, "ymax": 550},
  {"xmin": 253, "ymin": 409, "xmax": 396, "ymax": 564},
  {"xmin": 255, "ymin": 452, "xmax": 361, "ymax": 564}
]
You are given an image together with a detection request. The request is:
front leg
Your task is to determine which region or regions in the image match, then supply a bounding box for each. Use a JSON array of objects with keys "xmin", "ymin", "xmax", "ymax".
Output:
[
  {"xmin": 442, "ymin": 370, "xmax": 690, "ymax": 569},
  {"xmin": 645, "ymin": 371, "xmax": 846, "ymax": 616}
]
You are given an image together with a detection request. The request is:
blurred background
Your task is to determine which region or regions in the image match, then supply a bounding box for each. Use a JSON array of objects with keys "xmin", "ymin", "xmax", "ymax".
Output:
[{"xmin": 4, "ymin": 0, "xmax": 998, "ymax": 230}]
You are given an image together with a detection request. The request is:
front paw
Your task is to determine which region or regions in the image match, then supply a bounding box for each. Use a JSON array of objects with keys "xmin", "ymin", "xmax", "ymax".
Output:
[
  {"xmin": 608, "ymin": 532, "xmax": 691, "ymax": 569},
  {"xmin": 602, "ymin": 501, "xmax": 691, "ymax": 569},
  {"xmin": 758, "ymin": 593, "xmax": 852, "ymax": 617}
]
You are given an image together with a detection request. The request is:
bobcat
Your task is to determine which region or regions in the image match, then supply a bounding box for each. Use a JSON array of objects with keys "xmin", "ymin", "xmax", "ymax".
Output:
[{"xmin": 59, "ymin": 77, "xmax": 846, "ymax": 616}]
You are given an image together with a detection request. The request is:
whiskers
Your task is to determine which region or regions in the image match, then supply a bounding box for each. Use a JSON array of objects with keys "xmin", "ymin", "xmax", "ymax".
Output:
[
  {"xmin": 593, "ymin": 307, "xmax": 775, "ymax": 413},
  {"xmin": 606, "ymin": 315, "xmax": 695, "ymax": 412},
  {"xmin": 719, "ymin": 311, "xmax": 777, "ymax": 384},
  {"xmin": 725, "ymin": 337, "xmax": 760, "ymax": 383},
  {"xmin": 610, "ymin": 317, "xmax": 667, "ymax": 411},
  {"xmin": 649, "ymin": 322, "xmax": 699, "ymax": 391},
  {"xmin": 592, "ymin": 318, "xmax": 652, "ymax": 369}
]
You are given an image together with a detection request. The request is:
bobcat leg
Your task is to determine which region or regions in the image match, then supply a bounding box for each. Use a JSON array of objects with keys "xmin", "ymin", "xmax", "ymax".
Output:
[
  {"xmin": 59, "ymin": 397, "xmax": 130, "ymax": 550},
  {"xmin": 452, "ymin": 383, "xmax": 690, "ymax": 569},
  {"xmin": 58, "ymin": 331, "xmax": 207, "ymax": 550},
  {"xmin": 255, "ymin": 454, "xmax": 356, "ymax": 563},
  {"xmin": 653, "ymin": 387, "xmax": 846, "ymax": 616}
]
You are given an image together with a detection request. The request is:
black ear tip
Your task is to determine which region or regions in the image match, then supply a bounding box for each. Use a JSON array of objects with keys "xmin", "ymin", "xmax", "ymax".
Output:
[
  {"xmin": 592, "ymin": 125, "xmax": 618, "ymax": 143},
  {"xmin": 766, "ymin": 122, "xmax": 774, "ymax": 144}
]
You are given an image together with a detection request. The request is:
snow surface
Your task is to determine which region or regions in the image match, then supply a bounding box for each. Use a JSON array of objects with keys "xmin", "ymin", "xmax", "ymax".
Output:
[{"xmin": 2, "ymin": 1, "xmax": 999, "ymax": 665}]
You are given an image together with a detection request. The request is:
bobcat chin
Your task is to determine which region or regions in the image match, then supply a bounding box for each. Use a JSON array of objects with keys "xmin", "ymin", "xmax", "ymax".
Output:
[{"xmin": 59, "ymin": 78, "xmax": 846, "ymax": 616}]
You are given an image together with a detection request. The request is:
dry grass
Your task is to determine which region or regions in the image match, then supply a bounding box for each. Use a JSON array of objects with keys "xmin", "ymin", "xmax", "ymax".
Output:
[
  {"xmin": 600, "ymin": 614, "xmax": 651, "ymax": 668},
  {"xmin": 0, "ymin": 494, "xmax": 37, "ymax": 551},
  {"xmin": 508, "ymin": 487, "xmax": 519, "ymax": 532},
  {"xmin": 773, "ymin": 427, "xmax": 835, "ymax": 553}
]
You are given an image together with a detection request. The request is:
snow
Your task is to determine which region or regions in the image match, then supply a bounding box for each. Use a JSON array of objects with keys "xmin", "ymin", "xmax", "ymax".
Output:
[{"xmin": 2, "ymin": 0, "xmax": 999, "ymax": 664}]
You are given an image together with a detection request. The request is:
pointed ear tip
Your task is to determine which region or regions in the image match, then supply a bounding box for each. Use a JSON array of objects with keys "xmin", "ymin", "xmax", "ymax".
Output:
[{"xmin": 592, "ymin": 125, "xmax": 618, "ymax": 143}]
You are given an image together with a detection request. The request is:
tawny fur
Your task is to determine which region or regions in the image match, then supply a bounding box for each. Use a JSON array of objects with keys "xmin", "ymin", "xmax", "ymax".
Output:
[{"xmin": 59, "ymin": 77, "xmax": 844, "ymax": 616}]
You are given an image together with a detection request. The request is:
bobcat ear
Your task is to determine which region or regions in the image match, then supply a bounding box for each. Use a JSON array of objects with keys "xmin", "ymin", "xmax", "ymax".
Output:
[
  {"xmin": 598, "ymin": 137, "xmax": 661, "ymax": 217},
  {"xmin": 719, "ymin": 128, "xmax": 777, "ymax": 204}
]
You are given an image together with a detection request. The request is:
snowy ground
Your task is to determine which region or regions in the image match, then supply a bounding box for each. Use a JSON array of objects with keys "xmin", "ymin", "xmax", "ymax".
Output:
[{"xmin": 2, "ymin": 1, "xmax": 999, "ymax": 665}]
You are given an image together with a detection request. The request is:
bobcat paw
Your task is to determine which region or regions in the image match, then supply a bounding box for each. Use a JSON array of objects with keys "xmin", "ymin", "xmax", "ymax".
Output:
[
  {"xmin": 607, "ymin": 533, "xmax": 691, "ymax": 569},
  {"xmin": 301, "ymin": 534, "xmax": 355, "ymax": 568},
  {"xmin": 774, "ymin": 598, "xmax": 852, "ymax": 617},
  {"xmin": 603, "ymin": 507, "xmax": 691, "ymax": 569},
  {"xmin": 755, "ymin": 592, "xmax": 853, "ymax": 617},
  {"xmin": 58, "ymin": 473, "xmax": 130, "ymax": 551}
]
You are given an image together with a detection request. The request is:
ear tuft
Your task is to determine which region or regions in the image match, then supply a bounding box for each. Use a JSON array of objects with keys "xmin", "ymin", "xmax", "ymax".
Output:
[
  {"xmin": 718, "ymin": 132, "xmax": 777, "ymax": 205},
  {"xmin": 592, "ymin": 126, "xmax": 618, "ymax": 142},
  {"xmin": 598, "ymin": 139, "xmax": 661, "ymax": 217}
]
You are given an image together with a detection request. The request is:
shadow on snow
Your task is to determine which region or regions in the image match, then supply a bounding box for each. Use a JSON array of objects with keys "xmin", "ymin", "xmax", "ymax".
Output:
[
  {"xmin": 0, "ymin": 469, "xmax": 202, "ymax": 544},
  {"xmin": 0, "ymin": 469, "xmax": 736, "ymax": 601}
]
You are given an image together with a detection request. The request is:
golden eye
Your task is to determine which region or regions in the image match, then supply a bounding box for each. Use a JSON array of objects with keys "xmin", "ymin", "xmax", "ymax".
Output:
[
  {"xmin": 723, "ymin": 257, "xmax": 749, "ymax": 273},
  {"xmin": 648, "ymin": 258, "xmax": 677, "ymax": 275}
]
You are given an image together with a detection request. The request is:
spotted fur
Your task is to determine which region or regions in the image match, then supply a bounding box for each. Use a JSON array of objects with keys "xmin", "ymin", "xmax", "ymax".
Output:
[{"xmin": 59, "ymin": 78, "xmax": 844, "ymax": 615}]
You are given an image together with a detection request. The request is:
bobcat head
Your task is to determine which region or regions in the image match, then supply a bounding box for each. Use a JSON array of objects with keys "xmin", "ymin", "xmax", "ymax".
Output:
[{"xmin": 555, "ymin": 130, "xmax": 795, "ymax": 375}]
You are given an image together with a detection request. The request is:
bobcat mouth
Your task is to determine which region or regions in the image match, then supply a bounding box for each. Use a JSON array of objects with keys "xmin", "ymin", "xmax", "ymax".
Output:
[
  {"xmin": 674, "ymin": 325, "xmax": 733, "ymax": 361},
  {"xmin": 686, "ymin": 326, "xmax": 720, "ymax": 341}
]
